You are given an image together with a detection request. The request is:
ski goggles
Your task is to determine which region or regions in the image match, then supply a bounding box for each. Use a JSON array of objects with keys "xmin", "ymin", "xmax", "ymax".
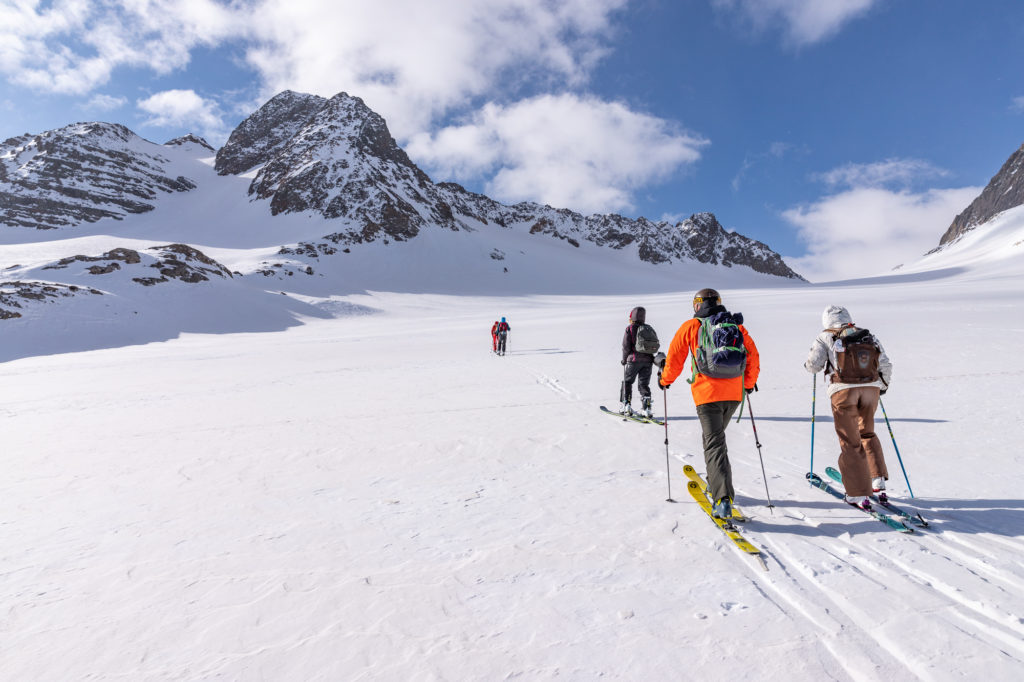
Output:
[{"xmin": 693, "ymin": 295, "xmax": 721, "ymax": 305}]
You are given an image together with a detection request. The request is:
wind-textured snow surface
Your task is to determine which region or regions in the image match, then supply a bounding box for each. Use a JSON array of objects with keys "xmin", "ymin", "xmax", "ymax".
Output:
[{"xmin": 2, "ymin": 212, "xmax": 1024, "ymax": 679}]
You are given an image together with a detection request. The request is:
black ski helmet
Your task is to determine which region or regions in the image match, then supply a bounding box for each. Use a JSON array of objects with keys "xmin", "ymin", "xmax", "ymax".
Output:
[
  {"xmin": 629, "ymin": 306, "xmax": 646, "ymax": 324},
  {"xmin": 693, "ymin": 288, "xmax": 721, "ymax": 308}
]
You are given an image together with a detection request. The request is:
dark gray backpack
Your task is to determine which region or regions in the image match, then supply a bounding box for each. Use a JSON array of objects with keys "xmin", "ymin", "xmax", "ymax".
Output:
[{"xmin": 634, "ymin": 324, "xmax": 660, "ymax": 354}]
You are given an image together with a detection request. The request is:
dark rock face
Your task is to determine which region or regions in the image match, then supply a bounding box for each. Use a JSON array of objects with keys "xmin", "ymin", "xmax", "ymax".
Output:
[
  {"xmin": 165, "ymin": 134, "xmax": 215, "ymax": 152},
  {"xmin": 214, "ymin": 90, "xmax": 328, "ymax": 175},
  {"xmin": 0, "ymin": 123, "xmax": 197, "ymax": 229},
  {"xmin": 227, "ymin": 92, "xmax": 449, "ymax": 244},
  {"xmin": 31, "ymin": 244, "xmax": 230, "ymax": 286},
  {"xmin": 0, "ymin": 281, "xmax": 103, "ymax": 318},
  {"xmin": 150, "ymin": 243, "xmax": 233, "ymax": 282},
  {"xmin": 42, "ymin": 247, "xmax": 143, "ymax": 270},
  {"xmin": 939, "ymin": 143, "xmax": 1024, "ymax": 246}
]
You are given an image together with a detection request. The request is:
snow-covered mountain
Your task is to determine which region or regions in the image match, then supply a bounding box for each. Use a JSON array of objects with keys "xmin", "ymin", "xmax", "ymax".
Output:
[
  {"xmin": 936, "ymin": 141, "xmax": 1024, "ymax": 248},
  {"xmin": 0, "ymin": 123, "xmax": 201, "ymax": 229},
  {"xmin": 214, "ymin": 91, "xmax": 802, "ymax": 279},
  {"xmin": 0, "ymin": 90, "xmax": 808, "ymax": 345}
]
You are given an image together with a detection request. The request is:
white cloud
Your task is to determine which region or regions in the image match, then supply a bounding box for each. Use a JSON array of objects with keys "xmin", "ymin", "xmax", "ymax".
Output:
[
  {"xmin": 712, "ymin": 0, "xmax": 877, "ymax": 46},
  {"xmin": 137, "ymin": 89, "xmax": 225, "ymax": 140},
  {"xmin": 0, "ymin": 0, "xmax": 628, "ymax": 135},
  {"xmin": 1012, "ymin": 96, "xmax": 1024, "ymax": 113},
  {"xmin": 81, "ymin": 93, "xmax": 127, "ymax": 112},
  {"xmin": 407, "ymin": 94, "xmax": 709, "ymax": 215},
  {"xmin": 242, "ymin": 0, "xmax": 629, "ymax": 137},
  {"xmin": 0, "ymin": 1, "xmax": 239, "ymax": 95},
  {"xmin": 815, "ymin": 158, "xmax": 949, "ymax": 189},
  {"xmin": 782, "ymin": 185, "xmax": 981, "ymax": 282}
]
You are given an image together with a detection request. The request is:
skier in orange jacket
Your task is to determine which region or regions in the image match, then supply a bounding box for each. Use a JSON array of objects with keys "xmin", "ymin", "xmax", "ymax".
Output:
[{"xmin": 658, "ymin": 288, "xmax": 760, "ymax": 519}]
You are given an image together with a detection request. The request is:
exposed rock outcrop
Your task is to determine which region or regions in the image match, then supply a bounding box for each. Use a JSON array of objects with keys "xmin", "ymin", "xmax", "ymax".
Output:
[{"xmin": 939, "ymin": 143, "xmax": 1024, "ymax": 247}]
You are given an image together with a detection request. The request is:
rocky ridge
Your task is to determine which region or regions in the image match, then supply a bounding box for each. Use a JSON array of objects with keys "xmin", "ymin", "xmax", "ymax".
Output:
[
  {"xmin": 939, "ymin": 142, "xmax": 1024, "ymax": 247},
  {"xmin": 0, "ymin": 123, "xmax": 197, "ymax": 229}
]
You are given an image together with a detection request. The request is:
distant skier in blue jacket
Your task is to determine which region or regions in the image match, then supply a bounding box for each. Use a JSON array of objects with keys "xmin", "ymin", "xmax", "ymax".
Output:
[{"xmin": 496, "ymin": 317, "xmax": 510, "ymax": 356}]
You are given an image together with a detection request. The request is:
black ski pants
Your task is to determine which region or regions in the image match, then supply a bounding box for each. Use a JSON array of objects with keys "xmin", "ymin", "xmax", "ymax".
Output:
[
  {"xmin": 497, "ymin": 332, "xmax": 508, "ymax": 354},
  {"xmin": 620, "ymin": 362, "xmax": 652, "ymax": 404},
  {"xmin": 696, "ymin": 400, "xmax": 740, "ymax": 504}
]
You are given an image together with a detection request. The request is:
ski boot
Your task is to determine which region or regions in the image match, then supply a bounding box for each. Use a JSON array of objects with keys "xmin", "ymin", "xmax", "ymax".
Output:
[
  {"xmin": 711, "ymin": 497, "xmax": 733, "ymax": 520},
  {"xmin": 872, "ymin": 477, "xmax": 888, "ymax": 504},
  {"xmin": 641, "ymin": 396, "xmax": 653, "ymax": 419},
  {"xmin": 845, "ymin": 495, "xmax": 872, "ymax": 511},
  {"xmin": 619, "ymin": 401, "xmax": 633, "ymax": 416}
]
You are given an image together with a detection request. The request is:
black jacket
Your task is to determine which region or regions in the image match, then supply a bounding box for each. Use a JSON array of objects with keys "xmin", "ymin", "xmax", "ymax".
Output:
[{"xmin": 622, "ymin": 324, "xmax": 654, "ymax": 365}]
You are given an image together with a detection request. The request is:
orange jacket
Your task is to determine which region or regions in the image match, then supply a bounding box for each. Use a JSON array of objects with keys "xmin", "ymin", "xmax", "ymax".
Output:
[{"xmin": 659, "ymin": 317, "xmax": 760, "ymax": 405}]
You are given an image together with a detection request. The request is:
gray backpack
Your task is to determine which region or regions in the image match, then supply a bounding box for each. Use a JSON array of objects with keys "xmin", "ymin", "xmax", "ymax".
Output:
[{"xmin": 634, "ymin": 324, "xmax": 660, "ymax": 354}]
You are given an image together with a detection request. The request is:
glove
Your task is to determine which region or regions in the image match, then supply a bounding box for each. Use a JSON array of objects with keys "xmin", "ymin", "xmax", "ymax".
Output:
[
  {"xmin": 621, "ymin": 360, "xmax": 626, "ymax": 366},
  {"xmin": 658, "ymin": 371, "xmax": 670, "ymax": 390},
  {"xmin": 745, "ymin": 383, "xmax": 758, "ymax": 395},
  {"xmin": 653, "ymin": 352, "xmax": 666, "ymax": 368}
]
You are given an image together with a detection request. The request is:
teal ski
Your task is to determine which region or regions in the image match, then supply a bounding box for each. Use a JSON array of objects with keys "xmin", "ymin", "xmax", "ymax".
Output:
[
  {"xmin": 825, "ymin": 467, "xmax": 929, "ymax": 528},
  {"xmin": 807, "ymin": 473, "xmax": 914, "ymax": 533}
]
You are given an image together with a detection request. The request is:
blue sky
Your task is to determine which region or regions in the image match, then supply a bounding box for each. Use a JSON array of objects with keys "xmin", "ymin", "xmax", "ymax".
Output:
[{"xmin": 1, "ymin": 0, "xmax": 1022, "ymax": 281}]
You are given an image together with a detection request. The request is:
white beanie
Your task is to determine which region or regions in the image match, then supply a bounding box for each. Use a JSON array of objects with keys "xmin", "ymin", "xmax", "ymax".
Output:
[{"xmin": 822, "ymin": 305, "xmax": 852, "ymax": 329}]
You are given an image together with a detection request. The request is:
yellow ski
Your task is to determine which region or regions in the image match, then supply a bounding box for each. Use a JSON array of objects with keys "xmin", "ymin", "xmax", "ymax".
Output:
[
  {"xmin": 682, "ymin": 464, "xmax": 748, "ymax": 522},
  {"xmin": 686, "ymin": 481, "xmax": 765, "ymax": 567}
]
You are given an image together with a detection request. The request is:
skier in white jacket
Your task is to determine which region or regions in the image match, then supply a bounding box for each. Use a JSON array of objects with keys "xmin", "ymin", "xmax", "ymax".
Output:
[{"xmin": 805, "ymin": 305, "xmax": 893, "ymax": 508}]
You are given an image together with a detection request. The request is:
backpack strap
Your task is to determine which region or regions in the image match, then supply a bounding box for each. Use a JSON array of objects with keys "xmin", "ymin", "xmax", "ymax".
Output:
[{"xmin": 687, "ymin": 317, "xmax": 712, "ymax": 384}]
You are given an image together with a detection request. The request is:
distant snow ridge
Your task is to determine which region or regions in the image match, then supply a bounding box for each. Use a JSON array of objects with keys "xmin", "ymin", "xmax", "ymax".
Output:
[
  {"xmin": 218, "ymin": 91, "xmax": 803, "ymax": 279},
  {"xmin": 0, "ymin": 123, "xmax": 197, "ymax": 229},
  {"xmin": 938, "ymin": 142, "xmax": 1024, "ymax": 247}
]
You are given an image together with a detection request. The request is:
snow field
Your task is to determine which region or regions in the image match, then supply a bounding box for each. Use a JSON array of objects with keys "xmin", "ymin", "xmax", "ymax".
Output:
[{"xmin": 3, "ymin": 268, "xmax": 1024, "ymax": 679}]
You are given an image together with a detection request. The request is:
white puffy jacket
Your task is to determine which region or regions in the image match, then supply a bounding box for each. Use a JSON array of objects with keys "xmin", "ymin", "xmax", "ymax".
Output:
[{"xmin": 804, "ymin": 305, "xmax": 892, "ymax": 397}]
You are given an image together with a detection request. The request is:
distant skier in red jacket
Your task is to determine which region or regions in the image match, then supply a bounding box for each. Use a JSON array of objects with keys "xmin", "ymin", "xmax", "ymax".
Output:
[{"xmin": 491, "ymin": 320, "xmax": 500, "ymax": 353}]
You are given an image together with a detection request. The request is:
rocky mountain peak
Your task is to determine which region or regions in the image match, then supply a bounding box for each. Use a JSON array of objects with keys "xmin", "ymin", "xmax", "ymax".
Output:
[
  {"xmin": 939, "ymin": 142, "xmax": 1024, "ymax": 246},
  {"xmin": 214, "ymin": 90, "xmax": 328, "ymax": 175}
]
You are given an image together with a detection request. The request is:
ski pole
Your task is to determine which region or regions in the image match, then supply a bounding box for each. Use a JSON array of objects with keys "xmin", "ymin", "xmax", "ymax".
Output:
[
  {"xmin": 810, "ymin": 373, "xmax": 817, "ymax": 476},
  {"xmin": 661, "ymin": 373, "xmax": 675, "ymax": 503},
  {"xmin": 879, "ymin": 398, "xmax": 914, "ymax": 498},
  {"xmin": 746, "ymin": 395, "xmax": 774, "ymax": 514}
]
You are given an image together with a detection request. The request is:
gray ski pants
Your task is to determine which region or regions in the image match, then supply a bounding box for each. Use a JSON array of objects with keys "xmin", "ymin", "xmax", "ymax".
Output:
[
  {"xmin": 696, "ymin": 400, "xmax": 740, "ymax": 504},
  {"xmin": 620, "ymin": 362, "xmax": 652, "ymax": 404}
]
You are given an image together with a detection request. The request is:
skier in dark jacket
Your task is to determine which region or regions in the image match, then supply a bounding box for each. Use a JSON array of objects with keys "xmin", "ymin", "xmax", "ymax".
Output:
[
  {"xmin": 620, "ymin": 306, "xmax": 656, "ymax": 417},
  {"xmin": 496, "ymin": 317, "xmax": 510, "ymax": 355}
]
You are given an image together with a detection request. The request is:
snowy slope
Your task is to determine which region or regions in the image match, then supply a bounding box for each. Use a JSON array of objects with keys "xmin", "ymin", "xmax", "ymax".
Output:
[
  {"xmin": 906, "ymin": 203, "xmax": 1024, "ymax": 276},
  {"xmin": 0, "ymin": 138, "xmax": 803, "ymax": 360},
  {"xmin": 2, "ymin": 214, "xmax": 1023, "ymax": 679}
]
